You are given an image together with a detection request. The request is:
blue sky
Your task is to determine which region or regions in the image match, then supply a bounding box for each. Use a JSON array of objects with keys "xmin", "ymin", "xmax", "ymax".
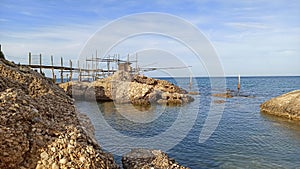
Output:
[{"xmin": 0, "ymin": 0, "xmax": 299, "ymax": 76}]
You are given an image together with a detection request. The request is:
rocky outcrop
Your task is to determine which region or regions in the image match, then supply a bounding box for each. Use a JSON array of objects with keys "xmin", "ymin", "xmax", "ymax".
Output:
[
  {"xmin": 212, "ymin": 89, "xmax": 254, "ymax": 98},
  {"xmin": 212, "ymin": 90, "xmax": 233, "ymax": 98},
  {"xmin": 59, "ymin": 71, "xmax": 194, "ymax": 105},
  {"xmin": 122, "ymin": 149, "xmax": 189, "ymax": 169},
  {"xmin": 260, "ymin": 90, "xmax": 300, "ymax": 120},
  {"xmin": 0, "ymin": 58, "xmax": 118, "ymax": 168}
]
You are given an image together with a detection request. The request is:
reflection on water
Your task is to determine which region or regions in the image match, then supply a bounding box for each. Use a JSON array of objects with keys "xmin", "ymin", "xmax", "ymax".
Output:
[
  {"xmin": 77, "ymin": 76, "xmax": 300, "ymax": 169},
  {"xmin": 99, "ymin": 102, "xmax": 159, "ymax": 123},
  {"xmin": 260, "ymin": 112, "xmax": 300, "ymax": 140},
  {"xmin": 98, "ymin": 102, "xmax": 179, "ymax": 138}
]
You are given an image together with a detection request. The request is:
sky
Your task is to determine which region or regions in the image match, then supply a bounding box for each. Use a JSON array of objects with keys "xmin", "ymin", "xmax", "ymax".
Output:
[{"xmin": 0, "ymin": 0, "xmax": 299, "ymax": 76}]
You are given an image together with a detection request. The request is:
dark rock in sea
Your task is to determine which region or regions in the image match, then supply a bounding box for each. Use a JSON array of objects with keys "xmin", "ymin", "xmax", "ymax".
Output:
[
  {"xmin": 122, "ymin": 148, "xmax": 189, "ymax": 169},
  {"xmin": 60, "ymin": 71, "xmax": 194, "ymax": 106},
  {"xmin": 260, "ymin": 90, "xmax": 300, "ymax": 120},
  {"xmin": 212, "ymin": 89, "xmax": 254, "ymax": 98}
]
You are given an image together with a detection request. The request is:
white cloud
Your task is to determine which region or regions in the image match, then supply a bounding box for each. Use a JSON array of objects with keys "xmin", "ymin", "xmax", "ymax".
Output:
[{"xmin": 225, "ymin": 22, "xmax": 269, "ymax": 30}]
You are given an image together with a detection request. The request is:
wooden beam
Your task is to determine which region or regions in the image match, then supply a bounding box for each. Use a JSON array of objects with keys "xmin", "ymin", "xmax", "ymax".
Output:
[
  {"xmin": 29, "ymin": 52, "xmax": 31, "ymax": 65},
  {"xmin": 69, "ymin": 60, "xmax": 72, "ymax": 81},
  {"xmin": 51, "ymin": 55, "xmax": 55, "ymax": 83},
  {"xmin": 60, "ymin": 57, "xmax": 63, "ymax": 83},
  {"xmin": 39, "ymin": 53, "xmax": 42, "ymax": 73}
]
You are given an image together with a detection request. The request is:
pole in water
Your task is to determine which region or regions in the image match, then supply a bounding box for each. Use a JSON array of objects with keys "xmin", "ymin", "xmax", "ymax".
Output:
[
  {"xmin": 237, "ymin": 74, "xmax": 241, "ymax": 94},
  {"xmin": 189, "ymin": 74, "xmax": 192, "ymax": 90}
]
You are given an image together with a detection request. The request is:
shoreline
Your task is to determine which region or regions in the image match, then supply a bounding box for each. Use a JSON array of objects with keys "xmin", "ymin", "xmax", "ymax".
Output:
[{"xmin": 0, "ymin": 56, "xmax": 189, "ymax": 168}]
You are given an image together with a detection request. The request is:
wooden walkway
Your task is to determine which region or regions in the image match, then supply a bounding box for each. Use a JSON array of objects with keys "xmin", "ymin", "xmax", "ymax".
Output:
[{"xmin": 22, "ymin": 52, "xmax": 121, "ymax": 83}]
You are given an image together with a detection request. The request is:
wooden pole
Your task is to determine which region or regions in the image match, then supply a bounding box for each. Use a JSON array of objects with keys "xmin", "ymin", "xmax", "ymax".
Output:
[
  {"xmin": 69, "ymin": 60, "xmax": 73, "ymax": 82},
  {"xmin": 39, "ymin": 53, "xmax": 42, "ymax": 73},
  {"xmin": 136, "ymin": 53, "xmax": 138, "ymax": 74},
  {"xmin": 51, "ymin": 55, "xmax": 55, "ymax": 83},
  {"xmin": 107, "ymin": 55, "xmax": 110, "ymax": 76},
  {"xmin": 60, "ymin": 57, "xmax": 63, "ymax": 83},
  {"xmin": 88, "ymin": 64, "xmax": 90, "ymax": 81},
  {"xmin": 237, "ymin": 75, "xmax": 241, "ymax": 93},
  {"xmin": 29, "ymin": 52, "xmax": 32, "ymax": 65},
  {"xmin": 189, "ymin": 74, "xmax": 192, "ymax": 90},
  {"xmin": 92, "ymin": 54, "xmax": 94, "ymax": 81},
  {"xmin": 78, "ymin": 60, "xmax": 81, "ymax": 82},
  {"xmin": 95, "ymin": 50, "xmax": 98, "ymax": 79}
]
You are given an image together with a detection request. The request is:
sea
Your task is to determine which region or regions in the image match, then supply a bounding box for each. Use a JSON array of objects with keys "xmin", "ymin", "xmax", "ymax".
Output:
[{"xmin": 75, "ymin": 76, "xmax": 300, "ymax": 169}]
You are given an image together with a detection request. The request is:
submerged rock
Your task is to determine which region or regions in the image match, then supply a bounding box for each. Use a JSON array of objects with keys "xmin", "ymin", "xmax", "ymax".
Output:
[
  {"xmin": 122, "ymin": 148, "xmax": 189, "ymax": 169},
  {"xmin": 0, "ymin": 58, "xmax": 119, "ymax": 168},
  {"xmin": 60, "ymin": 71, "xmax": 194, "ymax": 105},
  {"xmin": 212, "ymin": 89, "xmax": 254, "ymax": 98},
  {"xmin": 260, "ymin": 90, "xmax": 300, "ymax": 120}
]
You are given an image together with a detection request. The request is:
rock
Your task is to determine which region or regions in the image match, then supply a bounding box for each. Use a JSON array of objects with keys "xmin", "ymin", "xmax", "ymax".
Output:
[
  {"xmin": 157, "ymin": 92, "xmax": 194, "ymax": 105},
  {"xmin": 212, "ymin": 89, "xmax": 233, "ymax": 98},
  {"xmin": 213, "ymin": 100, "xmax": 225, "ymax": 104},
  {"xmin": 0, "ymin": 57, "xmax": 119, "ymax": 168},
  {"xmin": 122, "ymin": 148, "xmax": 189, "ymax": 169},
  {"xmin": 260, "ymin": 90, "xmax": 300, "ymax": 120},
  {"xmin": 40, "ymin": 152, "xmax": 49, "ymax": 160},
  {"xmin": 188, "ymin": 91, "xmax": 199, "ymax": 95},
  {"xmin": 59, "ymin": 71, "xmax": 194, "ymax": 106}
]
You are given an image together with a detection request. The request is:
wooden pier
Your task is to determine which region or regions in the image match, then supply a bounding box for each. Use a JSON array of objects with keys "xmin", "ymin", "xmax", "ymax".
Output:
[
  {"xmin": 0, "ymin": 42, "xmax": 188, "ymax": 84},
  {"xmin": 23, "ymin": 52, "xmax": 128, "ymax": 84}
]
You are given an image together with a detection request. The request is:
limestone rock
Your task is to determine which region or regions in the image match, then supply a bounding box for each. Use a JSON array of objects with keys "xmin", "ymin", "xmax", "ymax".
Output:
[
  {"xmin": 59, "ymin": 71, "xmax": 194, "ymax": 106},
  {"xmin": 260, "ymin": 90, "xmax": 300, "ymax": 120},
  {"xmin": 122, "ymin": 148, "xmax": 189, "ymax": 169},
  {"xmin": 0, "ymin": 57, "xmax": 119, "ymax": 168}
]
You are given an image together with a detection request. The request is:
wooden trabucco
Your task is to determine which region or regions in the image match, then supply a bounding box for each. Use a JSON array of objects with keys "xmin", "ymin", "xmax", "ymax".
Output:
[{"xmin": 24, "ymin": 52, "xmax": 128, "ymax": 83}]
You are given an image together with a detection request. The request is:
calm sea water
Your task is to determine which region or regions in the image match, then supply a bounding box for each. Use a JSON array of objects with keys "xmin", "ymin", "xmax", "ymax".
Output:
[{"xmin": 76, "ymin": 76, "xmax": 300, "ymax": 169}]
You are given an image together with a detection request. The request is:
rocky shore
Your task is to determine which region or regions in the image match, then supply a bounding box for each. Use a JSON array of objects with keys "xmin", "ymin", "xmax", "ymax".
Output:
[
  {"xmin": 0, "ymin": 57, "xmax": 118, "ymax": 168},
  {"xmin": 0, "ymin": 55, "xmax": 189, "ymax": 168},
  {"xmin": 260, "ymin": 90, "xmax": 300, "ymax": 120},
  {"xmin": 59, "ymin": 71, "xmax": 194, "ymax": 106}
]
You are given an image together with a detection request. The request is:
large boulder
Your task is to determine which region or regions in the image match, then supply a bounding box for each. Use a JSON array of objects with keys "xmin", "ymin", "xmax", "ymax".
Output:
[
  {"xmin": 122, "ymin": 148, "xmax": 189, "ymax": 169},
  {"xmin": 260, "ymin": 90, "xmax": 300, "ymax": 120},
  {"xmin": 60, "ymin": 71, "xmax": 194, "ymax": 106}
]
